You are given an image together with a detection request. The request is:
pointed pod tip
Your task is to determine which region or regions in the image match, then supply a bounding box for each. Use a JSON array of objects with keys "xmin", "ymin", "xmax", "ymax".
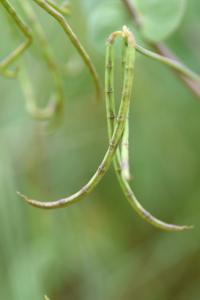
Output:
[
  {"xmin": 16, "ymin": 191, "xmax": 58, "ymax": 209},
  {"xmin": 169, "ymin": 224, "xmax": 194, "ymax": 232}
]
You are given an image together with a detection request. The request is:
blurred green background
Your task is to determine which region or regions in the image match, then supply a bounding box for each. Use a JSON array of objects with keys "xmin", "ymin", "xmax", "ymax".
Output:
[{"xmin": 0, "ymin": 0, "xmax": 200, "ymax": 299}]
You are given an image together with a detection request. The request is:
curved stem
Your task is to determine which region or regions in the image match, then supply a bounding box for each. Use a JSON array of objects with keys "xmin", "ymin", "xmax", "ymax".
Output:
[
  {"xmin": 19, "ymin": 0, "xmax": 64, "ymax": 121},
  {"xmin": 17, "ymin": 28, "xmax": 134, "ymax": 209},
  {"xmin": 105, "ymin": 28, "xmax": 192, "ymax": 231},
  {"xmin": 46, "ymin": 0, "xmax": 71, "ymax": 15},
  {"xmin": 32, "ymin": 0, "xmax": 101, "ymax": 101},
  {"xmin": 136, "ymin": 44, "xmax": 200, "ymax": 84},
  {"xmin": 0, "ymin": 0, "xmax": 32, "ymax": 77}
]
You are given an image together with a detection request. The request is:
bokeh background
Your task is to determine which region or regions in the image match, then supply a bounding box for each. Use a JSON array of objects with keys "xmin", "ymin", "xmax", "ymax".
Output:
[{"xmin": 0, "ymin": 0, "xmax": 200, "ymax": 299}]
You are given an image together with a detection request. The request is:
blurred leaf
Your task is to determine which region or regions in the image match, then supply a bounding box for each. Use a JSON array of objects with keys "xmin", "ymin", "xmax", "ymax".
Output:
[
  {"xmin": 82, "ymin": 0, "xmax": 100, "ymax": 11},
  {"xmin": 86, "ymin": 1, "xmax": 129, "ymax": 53},
  {"xmin": 134, "ymin": 0, "xmax": 187, "ymax": 41}
]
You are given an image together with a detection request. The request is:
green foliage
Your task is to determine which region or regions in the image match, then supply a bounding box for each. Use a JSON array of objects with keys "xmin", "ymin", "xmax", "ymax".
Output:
[
  {"xmin": 134, "ymin": 0, "xmax": 187, "ymax": 41},
  {"xmin": 86, "ymin": 1, "xmax": 128, "ymax": 52}
]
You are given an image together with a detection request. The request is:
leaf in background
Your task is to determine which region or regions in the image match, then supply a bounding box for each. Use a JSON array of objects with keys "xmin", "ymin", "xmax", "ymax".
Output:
[
  {"xmin": 86, "ymin": 1, "xmax": 129, "ymax": 53},
  {"xmin": 82, "ymin": 0, "xmax": 100, "ymax": 11},
  {"xmin": 134, "ymin": 0, "xmax": 187, "ymax": 42}
]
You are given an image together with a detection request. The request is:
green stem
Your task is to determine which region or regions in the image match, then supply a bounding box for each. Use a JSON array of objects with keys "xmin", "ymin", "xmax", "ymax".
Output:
[
  {"xmin": 136, "ymin": 44, "xmax": 200, "ymax": 84},
  {"xmin": 0, "ymin": 0, "xmax": 32, "ymax": 77},
  {"xmin": 46, "ymin": 0, "xmax": 71, "ymax": 15},
  {"xmin": 106, "ymin": 27, "xmax": 192, "ymax": 231},
  {"xmin": 32, "ymin": 0, "xmax": 101, "ymax": 101},
  {"xmin": 17, "ymin": 28, "xmax": 134, "ymax": 209}
]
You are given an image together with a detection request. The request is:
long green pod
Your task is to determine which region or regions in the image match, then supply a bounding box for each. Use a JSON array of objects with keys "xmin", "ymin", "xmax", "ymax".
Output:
[
  {"xmin": 33, "ymin": 0, "xmax": 101, "ymax": 101},
  {"xmin": 0, "ymin": 0, "xmax": 32, "ymax": 77},
  {"xmin": 17, "ymin": 29, "xmax": 134, "ymax": 209},
  {"xmin": 46, "ymin": 0, "xmax": 70, "ymax": 15},
  {"xmin": 105, "ymin": 26, "xmax": 192, "ymax": 231}
]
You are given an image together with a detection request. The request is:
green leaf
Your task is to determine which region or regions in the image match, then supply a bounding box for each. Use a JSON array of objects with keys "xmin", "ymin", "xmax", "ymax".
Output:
[
  {"xmin": 86, "ymin": 1, "xmax": 129, "ymax": 53},
  {"xmin": 134, "ymin": 0, "xmax": 187, "ymax": 42}
]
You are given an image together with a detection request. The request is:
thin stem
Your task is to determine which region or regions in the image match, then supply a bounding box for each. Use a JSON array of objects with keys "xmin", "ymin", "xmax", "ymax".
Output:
[
  {"xmin": 17, "ymin": 28, "xmax": 134, "ymax": 209},
  {"xmin": 153, "ymin": 42, "xmax": 200, "ymax": 100},
  {"xmin": 46, "ymin": 0, "xmax": 71, "ymax": 15},
  {"xmin": 32, "ymin": 0, "xmax": 101, "ymax": 101},
  {"xmin": 136, "ymin": 44, "xmax": 200, "ymax": 84},
  {"xmin": 105, "ymin": 27, "xmax": 192, "ymax": 231},
  {"xmin": 19, "ymin": 0, "xmax": 64, "ymax": 121},
  {"xmin": 122, "ymin": 0, "xmax": 200, "ymax": 100},
  {"xmin": 0, "ymin": 0, "xmax": 32, "ymax": 77}
]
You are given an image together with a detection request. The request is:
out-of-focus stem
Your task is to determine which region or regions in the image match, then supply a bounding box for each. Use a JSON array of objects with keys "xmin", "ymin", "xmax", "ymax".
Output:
[
  {"xmin": 19, "ymin": 0, "xmax": 64, "ymax": 120},
  {"xmin": 33, "ymin": 0, "xmax": 101, "ymax": 101},
  {"xmin": 0, "ymin": 0, "xmax": 32, "ymax": 77},
  {"xmin": 46, "ymin": 0, "xmax": 70, "ymax": 15}
]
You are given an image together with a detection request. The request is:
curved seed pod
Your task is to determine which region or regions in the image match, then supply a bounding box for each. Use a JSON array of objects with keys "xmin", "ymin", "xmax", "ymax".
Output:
[
  {"xmin": 17, "ymin": 28, "xmax": 135, "ymax": 209},
  {"xmin": 0, "ymin": 0, "xmax": 32, "ymax": 77},
  {"xmin": 32, "ymin": 0, "xmax": 101, "ymax": 101},
  {"xmin": 105, "ymin": 26, "xmax": 192, "ymax": 231},
  {"xmin": 19, "ymin": 0, "xmax": 64, "ymax": 122}
]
